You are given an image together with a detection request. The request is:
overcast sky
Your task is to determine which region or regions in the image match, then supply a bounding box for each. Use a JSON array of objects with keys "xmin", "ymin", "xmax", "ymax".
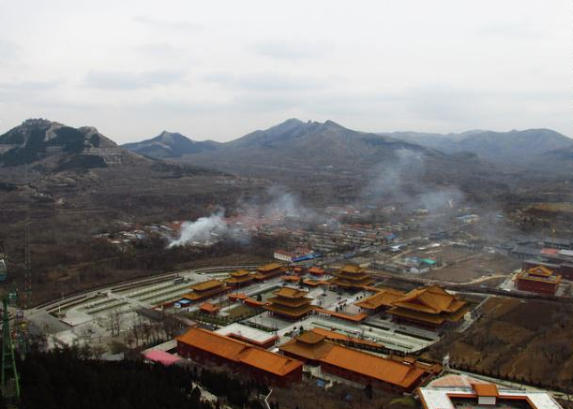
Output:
[{"xmin": 1, "ymin": 0, "xmax": 570, "ymax": 142}]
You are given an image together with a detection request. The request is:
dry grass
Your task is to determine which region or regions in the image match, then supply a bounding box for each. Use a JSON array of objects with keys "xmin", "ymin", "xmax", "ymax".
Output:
[{"xmin": 428, "ymin": 297, "xmax": 573, "ymax": 391}]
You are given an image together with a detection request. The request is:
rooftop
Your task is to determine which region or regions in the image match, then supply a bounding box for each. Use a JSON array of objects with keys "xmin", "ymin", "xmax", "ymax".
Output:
[
  {"xmin": 310, "ymin": 328, "xmax": 381, "ymax": 348},
  {"xmin": 230, "ymin": 269, "xmax": 251, "ymax": 277},
  {"xmin": 178, "ymin": 328, "xmax": 302, "ymax": 376},
  {"xmin": 279, "ymin": 333, "xmax": 334, "ymax": 361},
  {"xmin": 142, "ymin": 350, "xmax": 182, "ymax": 366},
  {"xmin": 320, "ymin": 344, "xmax": 425, "ymax": 389},
  {"xmin": 355, "ymin": 288, "xmax": 406, "ymax": 310},
  {"xmin": 339, "ymin": 264, "xmax": 364, "ymax": 274},
  {"xmin": 419, "ymin": 378, "xmax": 563, "ymax": 409},
  {"xmin": 215, "ymin": 323, "xmax": 278, "ymax": 346},
  {"xmin": 199, "ymin": 302, "xmax": 220, "ymax": 313},
  {"xmin": 274, "ymin": 287, "xmax": 310, "ymax": 299},
  {"xmin": 392, "ymin": 285, "xmax": 466, "ymax": 315},
  {"xmin": 517, "ymin": 266, "xmax": 561, "ymax": 283},
  {"xmin": 258, "ymin": 263, "xmax": 283, "ymax": 273},
  {"xmin": 190, "ymin": 279, "xmax": 225, "ymax": 292}
]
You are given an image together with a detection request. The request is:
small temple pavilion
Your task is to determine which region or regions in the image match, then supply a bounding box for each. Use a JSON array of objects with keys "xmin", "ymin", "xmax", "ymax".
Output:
[
  {"xmin": 225, "ymin": 270, "xmax": 254, "ymax": 288},
  {"xmin": 253, "ymin": 263, "xmax": 285, "ymax": 281},
  {"xmin": 516, "ymin": 265, "xmax": 561, "ymax": 295},
  {"xmin": 264, "ymin": 287, "xmax": 315, "ymax": 320},
  {"xmin": 183, "ymin": 279, "xmax": 228, "ymax": 303},
  {"xmin": 330, "ymin": 264, "xmax": 374, "ymax": 290}
]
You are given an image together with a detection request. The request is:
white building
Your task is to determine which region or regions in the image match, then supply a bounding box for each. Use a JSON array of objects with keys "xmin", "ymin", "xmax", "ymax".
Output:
[
  {"xmin": 274, "ymin": 250, "xmax": 294, "ymax": 262},
  {"xmin": 418, "ymin": 374, "xmax": 562, "ymax": 409}
]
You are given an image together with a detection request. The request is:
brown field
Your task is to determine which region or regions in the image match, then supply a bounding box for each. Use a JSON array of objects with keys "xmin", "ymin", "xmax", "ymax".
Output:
[
  {"xmin": 427, "ymin": 297, "xmax": 573, "ymax": 391},
  {"xmin": 424, "ymin": 251, "xmax": 519, "ymax": 285}
]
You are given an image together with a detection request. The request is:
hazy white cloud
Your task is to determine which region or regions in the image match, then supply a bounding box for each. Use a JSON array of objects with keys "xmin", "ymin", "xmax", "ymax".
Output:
[
  {"xmin": 205, "ymin": 72, "xmax": 328, "ymax": 92},
  {"xmin": 133, "ymin": 15, "xmax": 199, "ymax": 31},
  {"xmin": 252, "ymin": 40, "xmax": 333, "ymax": 60},
  {"xmin": 0, "ymin": 0, "xmax": 570, "ymax": 142},
  {"xmin": 84, "ymin": 70, "xmax": 188, "ymax": 90}
]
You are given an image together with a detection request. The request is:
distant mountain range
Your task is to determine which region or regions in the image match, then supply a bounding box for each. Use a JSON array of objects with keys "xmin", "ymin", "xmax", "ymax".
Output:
[
  {"xmin": 122, "ymin": 131, "xmax": 219, "ymax": 159},
  {"xmin": 124, "ymin": 119, "xmax": 440, "ymax": 175},
  {"xmin": 2, "ymin": 117, "xmax": 568, "ymax": 212},
  {"xmin": 123, "ymin": 120, "xmax": 572, "ymax": 169},
  {"xmin": 380, "ymin": 129, "xmax": 573, "ymax": 164}
]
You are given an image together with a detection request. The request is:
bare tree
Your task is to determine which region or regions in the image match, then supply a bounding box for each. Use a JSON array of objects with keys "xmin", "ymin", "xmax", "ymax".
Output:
[
  {"xmin": 108, "ymin": 308, "xmax": 123, "ymax": 337},
  {"xmin": 541, "ymin": 339, "xmax": 572, "ymax": 364}
]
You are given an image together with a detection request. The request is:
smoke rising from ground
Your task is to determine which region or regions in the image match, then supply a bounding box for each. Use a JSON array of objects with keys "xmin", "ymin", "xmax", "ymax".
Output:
[
  {"xmin": 168, "ymin": 185, "xmax": 318, "ymax": 247},
  {"xmin": 168, "ymin": 211, "xmax": 227, "ymax": 248},
  {"xmin": 363, "ymin": 149, "xmax": 465, "ymax": 214}
]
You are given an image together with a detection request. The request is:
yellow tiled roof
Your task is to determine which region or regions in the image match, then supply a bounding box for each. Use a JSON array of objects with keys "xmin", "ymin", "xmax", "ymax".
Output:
[
  {"xmin": 258, "ymin": 263, "xmax": 283, "ymax": 273},
  {"xmin": 355, "ymin": 288, "xmax": 406, "ymax": 310},
  {"xmin": 320, "ymin": 345, "xmax": 425, "ymax": 389},
  {"xmin": 190, "ymin": 279, "xmax": 224, "ymax": 292},
  {"xmin": 274, "ymin": 287, "xmax": 309, "ymax": 299},
  {"xmin": 177, "ymin": 328, "xmax": 302, "ymax": 376}
]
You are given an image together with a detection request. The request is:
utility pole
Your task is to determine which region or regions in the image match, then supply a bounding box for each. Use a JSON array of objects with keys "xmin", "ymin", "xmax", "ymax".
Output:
[
  {"xmin": 1, "ymin": 295, "xmax": 19, "ymax": 400},
  {"xmin": 23, "ymin": 161, "xmax": 32, "ymax": 310}
]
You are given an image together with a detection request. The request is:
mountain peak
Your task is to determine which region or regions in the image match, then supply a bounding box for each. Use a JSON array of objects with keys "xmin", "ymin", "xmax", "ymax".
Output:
[
  {"xmin": 122, "ymin": 131, "xmax": 219, "ymax": 159},
  {"xmin": 0, "ymin": 118, "xmax": 138, "ymax": 169}
]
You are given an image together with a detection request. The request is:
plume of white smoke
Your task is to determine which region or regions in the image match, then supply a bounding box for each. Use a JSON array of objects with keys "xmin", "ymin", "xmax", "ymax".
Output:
[
  {"xmin": 363, "ymin": 148, "xmax": 465, "ymax": 214},
  {"xmin": 419, "ymin": 188, "xmax": 465, "ymax": 214},
  {"xmin": 168, "ymin": 211, "xmax": 227, "ymax": 247},
  {"xmin": 264, "ymin": 185, "xmax": 316, "ymax": 219},
  {"xmin": 237, "ymin": 185, "xmax": 320, "ymax": 222},
  {"xmin": 168, "ymin": 185, "xmax": 322, "ymax": 248}
]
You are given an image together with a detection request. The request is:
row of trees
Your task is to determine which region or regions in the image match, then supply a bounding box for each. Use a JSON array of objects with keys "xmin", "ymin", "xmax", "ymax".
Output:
[{"xmin": 18, "ymin": 347, "xmax": 269, "ymax": 409}]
